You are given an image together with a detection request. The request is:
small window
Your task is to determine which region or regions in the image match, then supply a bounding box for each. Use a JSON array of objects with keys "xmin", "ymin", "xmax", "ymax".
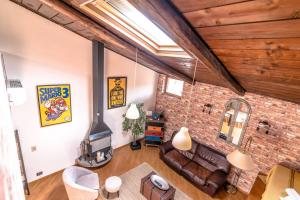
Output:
[{"xmin": 165, "ymin": 77, "xmax": 184, "ymax": 97}]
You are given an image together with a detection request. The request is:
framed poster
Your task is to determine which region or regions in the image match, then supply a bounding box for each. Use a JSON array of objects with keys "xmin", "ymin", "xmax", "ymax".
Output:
[
  {"xmin": 107, "ymin": 77, "xmax": 127, "ymax": 109},
  {"xmin": 37, "ymin": 84, "xmax": 72, "ymax": 127}
]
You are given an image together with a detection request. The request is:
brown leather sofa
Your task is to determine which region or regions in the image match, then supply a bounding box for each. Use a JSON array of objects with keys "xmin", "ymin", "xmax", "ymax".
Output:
[{"xmin": 159, "ymin": 136, "xmax": 230, "ymax": 196}]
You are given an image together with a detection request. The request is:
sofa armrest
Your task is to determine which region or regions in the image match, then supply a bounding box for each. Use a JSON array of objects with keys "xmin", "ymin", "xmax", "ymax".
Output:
[
  {"xmin": 207, "ymin": 170, "xmax": 227, "ymax": 188},
  {"xmin": 159, "ymin": 140, "xmax": 174, "ymax": 155}
]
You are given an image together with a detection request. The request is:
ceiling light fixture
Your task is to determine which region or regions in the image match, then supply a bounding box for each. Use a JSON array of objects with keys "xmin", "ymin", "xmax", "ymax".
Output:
[
  {"xmin": 172, "ymin": 58, "xmax": 198, "ymax": 151},
  {"xmin": 126, "ymin": 48, "xmax": 140, "ymax": 120}
]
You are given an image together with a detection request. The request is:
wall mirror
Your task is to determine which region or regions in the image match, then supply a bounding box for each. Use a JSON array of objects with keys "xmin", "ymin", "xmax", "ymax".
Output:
[{"xmin": 218, "ymin": 98, "xmax": 251, "ymax": 146}]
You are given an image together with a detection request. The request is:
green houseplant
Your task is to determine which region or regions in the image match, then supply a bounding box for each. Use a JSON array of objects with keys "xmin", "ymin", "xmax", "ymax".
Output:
[{"xmin": 122, "ymin": 103, "xmax": 146, "ymax": 150}]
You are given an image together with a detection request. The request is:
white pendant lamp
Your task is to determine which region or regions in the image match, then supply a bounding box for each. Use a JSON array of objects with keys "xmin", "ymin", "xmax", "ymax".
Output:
[
  {"xmin": 172, "ymin": 127, "xmax": 192, "ymax": 151},
  {"xmin": 126, "ymin": 48, "xmax": 140, "ymax": 120},
  {"xmin": 126, "ymin": 103, "xmax": 140, "ymax": 119},
  {"xmin": 172, "ymin": 59, "xmax": 199, "ymax": 151}
]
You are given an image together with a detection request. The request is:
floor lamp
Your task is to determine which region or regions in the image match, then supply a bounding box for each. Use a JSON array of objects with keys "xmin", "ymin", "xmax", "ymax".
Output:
[{"xmin": 226, "ymin": 136, "xmax": 255, "ymax": 194}]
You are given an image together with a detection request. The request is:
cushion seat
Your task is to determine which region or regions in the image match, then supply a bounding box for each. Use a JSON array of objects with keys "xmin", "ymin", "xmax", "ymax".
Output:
[
  {"xmin": 62, "ymin": 166, "xmax": 99, "ymax": 200},
  {"xmin": 105, "ymin": 176, "xmax": 122, "ymax": 193},
  {"xmin": 182, "ymin": 161, "xmax": 212, "ymax": 186},
  {"xmin": 164, "ymin": 149, "xmax": 191, "ymax": 171},
  {"xmin": 76, "ymin": 173, "xmax": 99, "ymax": 190}
]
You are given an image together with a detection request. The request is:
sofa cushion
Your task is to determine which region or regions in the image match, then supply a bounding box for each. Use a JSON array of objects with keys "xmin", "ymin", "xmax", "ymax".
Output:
[
  {"xmin": 164, "ymin": 149, "xmax": 191, "ymax": 171},
  {"xmin": 207, "ymin": 170, "xmax": 227, "ymax": 188},
  {"xmin": 193, "ymin": 155, "xmax": 218, "ymax": 172},
  {"xmin": 159, "ymin": 140, "xmax": 173, "ymax": 155},
  {"xmin": 179, "ymin": 150, "xmax": 194, "ymax": 160},
  {"xmin": 194, "ymin": 145, "xmax": 230, "ymax": 174},
  {"xmin": 182, "ymin": 161, "xmax": 212, "ymax": 186},
  {"xmin": 179, "ymin": 138, "xmax": 199, "ymax": 159},
  {"xmin": 190, "ymin": 139, "xmax": 199, "ymax": 154}
]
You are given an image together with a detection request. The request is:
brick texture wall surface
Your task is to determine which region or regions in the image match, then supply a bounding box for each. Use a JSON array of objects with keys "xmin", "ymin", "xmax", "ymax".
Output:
[{"xmin": 155, "ymin": 75, "xmax": 300, "ymax": 193}]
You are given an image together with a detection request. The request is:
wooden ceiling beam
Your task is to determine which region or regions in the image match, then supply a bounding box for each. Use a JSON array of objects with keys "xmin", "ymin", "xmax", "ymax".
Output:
[
  {"xmin": 128, "ymin": 0, "xmax": 245, "ymax": 95},
  {"xmin": 13, "ymin": 0, "xmax": 193, "ymax": 83},
  {"xmin": 69, "ymin": 0, "xmax": 96, "ymax": 7},
  {"xmin": 171, "ymin": 0, "xmax": 250, "ymax": 13}
]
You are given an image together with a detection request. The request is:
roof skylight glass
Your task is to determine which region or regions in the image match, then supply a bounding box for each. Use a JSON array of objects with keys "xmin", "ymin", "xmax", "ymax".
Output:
[
  {"xmin": 81, "ymin": 0, "xmax": 191, "ymax": 58},
  {"xmin": 107, "ymin": 0, "xmax": 177, "ymax": 46}
]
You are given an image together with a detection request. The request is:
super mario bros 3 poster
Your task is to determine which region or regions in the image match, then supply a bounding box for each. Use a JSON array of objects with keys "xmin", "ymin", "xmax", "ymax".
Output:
[{"xmin": 37, "ymin": 84, "xmax": 72, "ymax": 127}]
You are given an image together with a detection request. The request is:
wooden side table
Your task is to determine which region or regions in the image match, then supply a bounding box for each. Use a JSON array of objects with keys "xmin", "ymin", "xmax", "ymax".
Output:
[{"xmin": 140, "ymin": 172, "xmax": 175, "ymax": 200}]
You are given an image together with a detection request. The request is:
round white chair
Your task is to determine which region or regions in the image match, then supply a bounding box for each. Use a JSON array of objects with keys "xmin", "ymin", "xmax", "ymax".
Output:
[
  {"xmin": 105, "ymin": 176, "xmax": 122, "ymax": 199},
  {"xmin": 62, "ymin": 166, "xmax": 99, "ymax": 200}
]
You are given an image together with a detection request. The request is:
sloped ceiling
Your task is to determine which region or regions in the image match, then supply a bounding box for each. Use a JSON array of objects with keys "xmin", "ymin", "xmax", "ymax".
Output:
[
  {"xmin": 10, "ymin": 0, "xmax": 300, "ymax": 104},
  {"xmin": 171, "ymin": 0, "xmax": 300, "ymax": 103}
]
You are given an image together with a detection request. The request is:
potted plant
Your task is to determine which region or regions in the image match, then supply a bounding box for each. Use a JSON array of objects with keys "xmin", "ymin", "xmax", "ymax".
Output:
[{"xmin": 122, "ymin": 103, "xmax": 146, "ymax": 150}]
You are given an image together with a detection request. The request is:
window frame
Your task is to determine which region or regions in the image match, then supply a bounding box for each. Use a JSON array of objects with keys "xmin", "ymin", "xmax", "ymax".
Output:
[
  {"xmin": 164, "ymin": 76, "xmax": 184, "ymax": 97},
  {"xmin": 80, "ymin": 0, "xmax": 191, "ymax": 58}
]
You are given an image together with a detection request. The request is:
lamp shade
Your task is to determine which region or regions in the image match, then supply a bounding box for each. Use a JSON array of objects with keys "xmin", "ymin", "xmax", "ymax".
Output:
[
  {"xmin": 126, "ymin": 104, "xmax": 140, "ymax": 119},
  {"xmin": 172, "ymin": 127, "xmax": 192, "ymax": 151},
  {"xmin": 226, "ymin": 149, "xmax": 255, "ymax": 171}
]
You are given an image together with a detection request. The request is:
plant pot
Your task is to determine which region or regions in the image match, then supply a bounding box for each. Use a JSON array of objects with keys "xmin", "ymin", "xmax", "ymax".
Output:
[{"xmin": 130, "ymin": 140, "xmax": 141, "ymax": 150}]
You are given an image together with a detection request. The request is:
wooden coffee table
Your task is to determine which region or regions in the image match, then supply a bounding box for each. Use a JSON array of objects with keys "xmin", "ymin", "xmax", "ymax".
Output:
[{"xmin": 140, "ymin": 171, "xmax": 176, "ymax": 200}]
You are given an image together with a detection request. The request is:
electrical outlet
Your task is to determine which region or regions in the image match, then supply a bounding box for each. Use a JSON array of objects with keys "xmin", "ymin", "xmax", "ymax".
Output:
[
  {"xmin": 36, "ymin": 171, "xmax": 43, "ymax": 176},
  {"xmin": 31, "ymin": 146, "xmax": 37, "ymax": 152}
]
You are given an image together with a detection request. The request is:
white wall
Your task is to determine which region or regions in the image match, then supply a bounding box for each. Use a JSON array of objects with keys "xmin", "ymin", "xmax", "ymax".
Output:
[
  {"xmin": 104, "ymin": 50, "xmax": 158, "ymax": 148},
  {"xmin": 0, "ymin": 53, "xmax": 25, "ymax": 200},
  {"xmin": 0, "ymin": 0, "xmax": 158, "ymax": 182}
]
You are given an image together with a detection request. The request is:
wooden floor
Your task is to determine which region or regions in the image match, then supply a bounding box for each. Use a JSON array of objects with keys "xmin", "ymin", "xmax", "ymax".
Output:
[
  {"xmin": 247, "ymin": 177, "xmax": 265, "ymax": 200},
  {"xmin": 26, "ymin": 144, "xmax": 262, "ymax": 200}
]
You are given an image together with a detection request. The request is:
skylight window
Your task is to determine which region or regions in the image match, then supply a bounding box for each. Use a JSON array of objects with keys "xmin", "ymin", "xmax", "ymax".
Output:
[
  {"xmin": 107, "ymin": 0, "xmax": 177, "ymax": 46},
  {"xmin": 81, "ymin": 0, "xmax": 191, "ymax": 58}
]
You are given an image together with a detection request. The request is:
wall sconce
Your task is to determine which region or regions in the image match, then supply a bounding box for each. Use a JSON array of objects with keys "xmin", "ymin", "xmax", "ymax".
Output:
[
  {"xmin": 256, "ymin": 120, "xmax": 271, "ymax": 134},
  {"xmin": 202, "ymin": 103, "xmax": 213, "ymax": 114}
]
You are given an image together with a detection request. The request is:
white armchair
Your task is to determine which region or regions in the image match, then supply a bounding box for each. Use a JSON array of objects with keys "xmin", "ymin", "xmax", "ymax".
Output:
[{"xmin": 62, "ymin": 166, "xmax": 99, "ymax": 200}]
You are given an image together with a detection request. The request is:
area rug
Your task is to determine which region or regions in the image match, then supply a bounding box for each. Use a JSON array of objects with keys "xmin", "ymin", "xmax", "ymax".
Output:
[{"xmin": 100, "ymin": 162, "xmax": 192, "ymax": 200}]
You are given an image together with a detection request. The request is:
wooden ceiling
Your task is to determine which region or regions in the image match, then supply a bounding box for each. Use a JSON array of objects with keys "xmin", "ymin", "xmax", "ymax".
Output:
[
  {"xmin": 171, "ymin": 0, "xmax": 300, "ymax": 103},
  {"xmin": 10, "ymin": 0, "xmax": 300, "ymax": 104}
]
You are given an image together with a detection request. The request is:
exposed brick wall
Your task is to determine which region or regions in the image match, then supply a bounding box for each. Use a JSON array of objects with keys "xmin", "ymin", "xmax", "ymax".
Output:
[{"xmin": 155, "ymin": 75, "xmax": 300, "ymax": 193}]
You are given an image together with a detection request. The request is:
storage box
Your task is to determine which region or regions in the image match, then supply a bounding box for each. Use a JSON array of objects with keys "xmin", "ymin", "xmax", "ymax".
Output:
[{"xmin": 140, "ymin": 172, "xmax": 175, "ymax": 200}]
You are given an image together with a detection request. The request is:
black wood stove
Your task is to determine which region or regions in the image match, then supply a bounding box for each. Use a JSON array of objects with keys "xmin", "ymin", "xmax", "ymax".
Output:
[{"xmin": 77, "ymin": 41, "xmax": 113, "ymax": 168}]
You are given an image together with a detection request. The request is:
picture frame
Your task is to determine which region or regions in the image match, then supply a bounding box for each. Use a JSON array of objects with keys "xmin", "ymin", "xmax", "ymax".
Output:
[
  {"xmin": 107, "ymin": 77, "xmax": 127, "ymax": 109},
  {"xmin": 37, "ymin": 84, "xmax": 72, "ymax": 127}
]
